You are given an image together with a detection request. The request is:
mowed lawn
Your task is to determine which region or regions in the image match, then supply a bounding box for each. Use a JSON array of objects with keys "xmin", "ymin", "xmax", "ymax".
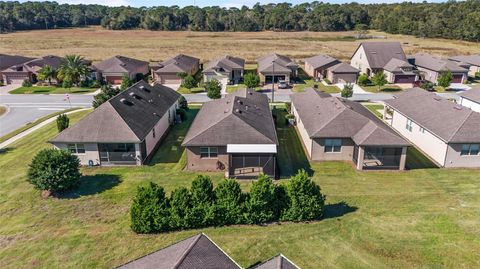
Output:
[
  {"xmin": 9, "ymin": 86, "xmax": 97, "ymax": 94},
  {"xmin": 1, "ymin": 108, "xmax": 480, "ymax": 268}
]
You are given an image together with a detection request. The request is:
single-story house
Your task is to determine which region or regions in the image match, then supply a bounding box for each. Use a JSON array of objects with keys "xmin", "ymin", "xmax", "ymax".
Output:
[
  {"xmin": 350, "ymin": 42, "xmax": 409, "ymax": 77},
  {"xmin": 152, "ymin": 54, "xmax": 200, "ymax": 84},
  {"xmin": 408, "ymin": 54, "xmax": 469, "ymax": 84},
  {"xmin": 383, "ymin": 58, "xmax": 417, "ymax": 84},
  {"xmin": 116, "ymin": 233, "xmax": 241, "ymax": 269},
  {"xmin": 1, "ymin": 55, "xmax": 63, "ymax": 84},
  {"xmin": 0, "ymin": 54, "xmax": 35, "ymax": 84},
  {"xmin": 203, "ymin": 55, "xmax": 245, "ymax": 84},
  {"xmin": 50, "ymin": 81, "xmax": 181, "ymax": 166},
  {"xmin": 182, "ymin": 89, "xmax": 278, "ymax": 179},
  {"xmin": 253, "ymin": 254, "xmax": 300, "ymax": 269},
  {"xmin": 291, "ymin": 88, "xmax": 408, "ymax": 170},
  {"xmin": 92, "ymin": 55, "xmax": 149, "ymax": 85},
  {"xmin": 384, "ymin": 88, "xmax": 480, "ymax": 168},
  {"xmin": 448, "ymin": 55, "xmax": 480, "ymax": 77},
  {"xmin": 459, "ymin": 88, "xmax": 480, "ymax": 113},
  {"xmin": 257, "ymin": 53, "xmax": 298, "ymax": 84},
  {"xmin": 304, "ymin": 55, "xmax": 359, "ymax": 84}
]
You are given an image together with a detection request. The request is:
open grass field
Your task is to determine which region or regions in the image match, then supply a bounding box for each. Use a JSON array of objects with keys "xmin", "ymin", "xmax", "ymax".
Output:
[
  {"xmin": 9, "ymin": 86, "xmax": 97, "ymax": 94},
  {"xmin": 1, "ymin": 105, "xmax": 480, "ymax": 269},
  {"xmin": 1, "ymin": 27, "xmax": 480, "ymax": 65}
]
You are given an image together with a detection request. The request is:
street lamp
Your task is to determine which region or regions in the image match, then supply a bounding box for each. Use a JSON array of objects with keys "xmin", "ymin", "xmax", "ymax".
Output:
[{"xmin": 271, "ymin": 60, "xmax": 275, "ymax": 103}]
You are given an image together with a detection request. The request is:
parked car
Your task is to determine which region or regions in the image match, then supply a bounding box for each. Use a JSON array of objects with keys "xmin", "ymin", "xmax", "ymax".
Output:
[{"xmin": 278, "ymin": 80, "xmax": 288, "ymax": 89}]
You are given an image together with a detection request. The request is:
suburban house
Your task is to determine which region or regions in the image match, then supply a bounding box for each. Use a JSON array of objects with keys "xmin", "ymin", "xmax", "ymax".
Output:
[
  {"xmin": 1, "ymin": 55, "xmax": 64, "ymax": 84},
  {"xmin": 291, "ymin": 88, "xmax": 408, "ymax": 170},
  {"xmin": 408, "ymin": 53, "xmax": 469, "ymax": 84},
  {"xmin": 152, "ymin": 54, "xmax": 200, "ymax": 84},
  {"xmin": 448, "ymin": 55, "xmax": 480, "ymax": 77},
  {"xmin": 254, "ymin": 254, "xmax": 300, "ymax": 269},
  {"xmin": 116, "ymin": 234, "xmax": 241, "ymax": 269},
  {"xmin": 50, "ymin": 81, "xmax": 181, "ymax": 166},
  {"xmin": 0, "ymin": 54, "xmax": 35, "ymax": 84},
  {"xmin": 384, "ymin": 88, "xmax": 480, "ymax": 168},
  {"xmin": 182, "ymin": 89, "xmax": 278, "ymax": 179},
  {"xmin": 203, "ymin": 55, "xmax": 245, "ymax": 84},
  {"xmin": 350, "ymin": 42, "xmax": 417, "ymax": 84},
  {"xmin": 304, "ymin": 55, "xmax": 359, "ymax": 84},
  {"xmin": 92, "ymin": 55, "xmax": 149, "ymax": 85},
  {"xmin": 257, "ymin": 53, "xmax": 298, "ymax": 84},
  {"xmin": 459, "ymin": 88, "xmax": 480, "ymax": 113}
]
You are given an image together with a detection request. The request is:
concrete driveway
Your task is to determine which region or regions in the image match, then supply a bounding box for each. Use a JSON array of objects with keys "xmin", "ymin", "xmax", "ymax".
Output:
[
  {"xmin": 335, "ymin": 83, "xmax": 367, "ymax": 94},
  {"xmin": 0, "ymin": 83, "xmax": 21, "ymax": 94},
  {"xmin": 164, "ymin": 84, "xmax": 181, "ymax": 91}
]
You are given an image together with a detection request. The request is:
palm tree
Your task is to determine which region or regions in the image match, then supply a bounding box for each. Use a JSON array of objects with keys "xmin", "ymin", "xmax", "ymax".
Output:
[
  {"xmin": 37, "ymin": 65, "xmax": 57, "ymax": 85},
  {"xmin": 57, "ymin": 55, "xmax": 89, "ymax": 87}
]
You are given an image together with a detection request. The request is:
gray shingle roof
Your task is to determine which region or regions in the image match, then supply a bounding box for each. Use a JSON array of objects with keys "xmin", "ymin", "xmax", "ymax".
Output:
[
  {"xmin": 328, "ymin": 62, "xmax": 360, "ymax": 73},
  {"xmin": 354, "ymin": 42, "xmax": 407, "ymax": 69},
  {"xmin": 383, "ymin": 58, "xmax": 414, "ymax": 73},
  {"xmin": 117, "ymin": 233, "xmax": 241, "ymax": 269},
  {"xmin": 93, "ymin": 55, "xmax": 149, "ymax": 74},
  {"xmin": 2, "ymin": 55, "xmax": 64, "ymax": 73},
  {"xmin": 154, "ymin": 54, "xmax": 200, "ymax": 74},
  {"xmin": 304, "ymin": 55, "xmax": 340, "ymax": 70},
  {"xmin": 291, "ymin": 88, "xmax": 407, "ymax": 146},
  {"xmin": 182, "ymin": 89, "xmax": 278, "ymax": 146},
  {"xmin": 254, "ymin": 254, "xmax": 300, "ymax": 269},
  {"xmin": 50, "ymin": 81, "xmax": 180, "ymax": 143},
  {"xmin": 449, "ymin": 55, "xmax": 480, "ymax": 67},
  {"xmin": 410, "ymin": 54, "xmax": 469, "ymax": 73},
  {"xmin": 204, "ymin": 55, "xmax": 245, "ymax": 74},
  {"xmin": 0, "ymin": 54, "xmax": 35, "ymax": 71},
  {"xmin": 459, "ymin": 88, "xmax": 480, "ymax": 103},
  {"xmin": 257, "ymin": 53, "xmax": 298, "ymax": 74},
  {"xmin": 385, "ymin": 88, "xmax": 480, "ymax": 143}
]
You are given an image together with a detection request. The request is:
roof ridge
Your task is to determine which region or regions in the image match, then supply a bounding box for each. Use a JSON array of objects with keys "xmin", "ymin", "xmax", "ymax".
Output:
[
  {"xmin": 354, "ymin": 122, "xmax": 378, "ymax": 145},
  {"xmin": 201, "ymin": 233, "xmax": 242, "ymax": 269},
  {"xmin": 231, "ymin": 111, "xmax": 277, "ymax": 144},
  {"xmin": 173, "ymin": 234, "xmax": 202, "ymax": 269},
  {"xmin": 448, "ymin": 110, "xmax": 473, "ymax": 141}
]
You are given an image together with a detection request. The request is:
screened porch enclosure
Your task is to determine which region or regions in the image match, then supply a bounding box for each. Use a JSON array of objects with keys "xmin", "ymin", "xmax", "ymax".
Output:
[
  {"xmin": 361, "ymin": 146, "xmax": 403, "ymax": 170},
  {"xmin": 229, "ymin": 154, "xmax": 276, "ymax": 179},
  {"xmin": 98, "ymin": 143, "xmax": 137, "ymax": 165}
]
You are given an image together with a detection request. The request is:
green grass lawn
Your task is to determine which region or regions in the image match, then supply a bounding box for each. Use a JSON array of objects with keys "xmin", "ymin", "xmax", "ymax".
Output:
[
  {"xmin": 364, "ymin": 104, "xmax": 384, "ymax": 118},
  {"xmin": 9, "ymin": 86, "xmax": 97, "ymax": 94},
  {"xmin": 293, "ymin": 79, "xmax": 341, "ymax": 93},
  {"xmin": 176, "ymin": 86, "xmax": 205, "ymax": 94},
  {"xmin": 361, "ymin": 84, "xmax": 403, "ymax": 93},
  {"xmin": 1, "ymin": 106, "xmax": 480, "ymax": 268}
]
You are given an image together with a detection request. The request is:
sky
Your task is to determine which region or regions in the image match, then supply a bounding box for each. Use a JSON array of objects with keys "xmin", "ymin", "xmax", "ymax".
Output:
[{"xmin": 13, "ymin": 0, "xmax": 446, "ymax": 8}]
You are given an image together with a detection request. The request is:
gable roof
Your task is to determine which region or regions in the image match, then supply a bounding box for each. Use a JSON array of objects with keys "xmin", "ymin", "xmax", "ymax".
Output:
[
  {"xmin": 182, "ymin": 89, "xmax": 278, "ymax": 146},
  {"xmin": 1, "ymin": 55, "xmax": 64, "ymax": 73},
  {"xmin": 385, "ymin": 88, "xmax": 480, "ymax": 143},
  {"xmin": 204, "ymin": 55, "xmax": 245, "ymax": 74},
  {"xmin": 257, "ymin": 53, "xmax": 298, "ymax": 74},
  {"xmin": 154, "ymin": 54, "xmax": 200, "ymax": 74},
  {"xmin": 304, "ymin": 55, "xmax": 340, "ymax": 70},
  {"xmin": 291, "ymin": 88, "xmax": 407, "ymax": 146},
  {"xmin": 116, "ymin": 233, "xmax": 240, "ymax": 269},
  {"xmin": 254, "ymin": 254, "xmax": 300, "ymax": 269},
  {"xmin": 410, "ymin": 54, "xmax": 468, "ymax": 73},
  {"xmin": 449, "ymin": 55, "xmax": 480, "ymax": 67},
  {"xmin": 354, "ymin": 42, "xmax": 407, "ymax": 69},
  {"xmin": 383, "ymin": 58, "xmax": 415, "ymax": 73},
  {"xmin": 328, "ymin": 62, "xmax": 360, "ymax": 73},
  {"xmin": 459, "ymin": 88, "xmax": 480, "ymax": 103},
  {"xmin": 50, "ymin": 81, "xmax": 180, "ymax": 143},
  {"xmin": 93, "ymin": 55, "xmax": 149, "ymax": 74},
  {"xmin": 0, "ymin": 54, "xmax": 35, "ymax": 71}
]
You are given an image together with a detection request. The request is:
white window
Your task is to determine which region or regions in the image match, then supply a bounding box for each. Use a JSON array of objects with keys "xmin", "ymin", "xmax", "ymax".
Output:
[
  {"xmin": 200, "ymin": 147, "xmax": 218, "ymax": 158},
  {"xmin": 152, "ymin": 127, "xmax": 156, "ymax": 138},
  {"xmin": 406, "ymin": 119, "xmax": 413, "ymax": 132},
  {"xmin": 67, "ymin": 143, "xmax": 85, "ymax": 154},
  {"xmin": 419, "ymin": 127, "xmax": 425, "ymax": 133},
  {"xmin": 461, "ymin": 144, "xmax": 480, "ymax": 156},
  {"xmin": 325, "ymin": 139, "xmax": 342, "ymax": 153}
]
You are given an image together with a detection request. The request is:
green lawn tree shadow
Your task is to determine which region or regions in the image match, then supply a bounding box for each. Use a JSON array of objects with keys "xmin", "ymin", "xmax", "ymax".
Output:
[
  {"xmin": 59, "ymin": 174, "xmax": 121, "ymax": 199},
  {"xmin": 405, "ymin": 146, "xmax": 438, "ymax": 170},
  {"xmin": 323, "ymin": 201, "xmax": 358, "ymax": 220}
]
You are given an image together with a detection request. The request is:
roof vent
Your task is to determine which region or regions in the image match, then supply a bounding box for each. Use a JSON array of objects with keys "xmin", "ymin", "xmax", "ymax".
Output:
[
  {"xmin": 224, "ymin": 109, "xmax": 229, "ymax": 113},
  {"xmin": 454, "ymin": 105, "xmax": 463, "ymax": 110},
  {"xmin": 235, "ymin": 108, "xmax": 241, "ymax": 114},
  {"xmin": 237, "ymin": 100, "xmax": 243, "ymax": 105},
  {"xmin": 129, "ymin": 92, "xmax": 142, "ymax": 99},
  {"xmin": 248, "ymin": 91, "xmax": 253, "ymax": 95},
  {"xmin": 140, "ymin": 85, "xmax": 150, "ymax": 92},
  {"xmin": 120, "ymin": 98, "xmax": 134, "ymax": 106}
]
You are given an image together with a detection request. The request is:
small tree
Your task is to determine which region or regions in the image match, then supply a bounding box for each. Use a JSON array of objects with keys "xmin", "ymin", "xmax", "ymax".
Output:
[
  {"xmin": 22, "ymin": 79, "xmax": 32, "ymax": 87},
  {"xmin": 357, "ymin": 74, "xmax": 370, "ymax": 86},
  {"xmin": 130, "ymin": 182, "xmax": 171, "ymax": 233},
  {"xmin": 206, "ymin": 79, "xmax": 222, "ymax": 99},
  {"xmin": 176, "ymin": 72, "xmax": 188, "ymax": 80},
  {"xmin": 62, "ymin": 79, "xmax": 73, "ymax": 88},
  {"xmin": 437, "ymin": 71, "xmax": 453, "ymax": 88},
  {"xmin": 169, "ymin": 187, "xmax": 193, "ymax": 229},
  {"xmin": 182, "ymin": 75, "xmax": 198, "ymax": 89},
  {"xmin": 27, "ymin": 149, "xmax": 81, "ymax": 195},
  {"xmin": 57, "ymin": 55, "xmax": 89, "ymax": 86},
  {"xmin": 341, "ymin": 83, "xmax": 354, "ymax": 98},
  {"xmin": 244, "ymin": 174, "xmax": 279, "ymax": 224},
  {"xmin": 92, "ymin": 84, "xmax": 121, "ymax": 108},
  {"xmin": 120, "ymin": 73, "xmax": 133, "ymax": 90},
  {"xmin": 189, "ymin": 175, "xmax": 215, "ymax": 227},
  {"xmin": 371, "ymin": 71, "xmax": 387, "ymax": 91},
  {"xmin": 37, "ymin": 64, "xmax": 57, "ymax": 85},
  {"xmin": 244, "ymin": 72, "xmax": 260, "ymax": 89},
  {"xmin": 179, "ymin": 95, "xmax": 188, "ymax": 110},
  {"xmin": 213, "ymin": 179, "xmax": 244, "ymax": 226},
  {"xmin": 281, "ymin": 170, "xmax": 326, "ymax": 222},
  {"xmin": 56, "ymin": 114, "xmax": 69, "ymax": 132}
]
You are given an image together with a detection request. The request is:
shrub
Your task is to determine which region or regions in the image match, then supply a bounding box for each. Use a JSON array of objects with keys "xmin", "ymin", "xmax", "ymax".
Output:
[
  {"xmin": 176, "ymin": 108, "xmax": 187, "ymax": 121},
  {"xmin": 213, "ymin": 179, "xmax": 244, "ymax": 226},
  {"xmin": 420, "ymin": 81, "xmax": 434, "ymax": 91},
  {"xmin": 120, "ymin": 73, "xmax": 133, "ymax": 90},
  {"xmin": 189, "ymin": 175, "xmax": 215, "ymax": 227},
  {"xmin": 169, "ymin": 187, "xmax": 194, "ymax": 229},
  {"xmin": 91, "ymin": 80, "xmax": 101, "ymax": 88},
  {"xmin": 437, "ymin": 71, "xmax": 453, "ymax": 88},
  {"xmin": 93, "ymin": 84, "xmax": 121, "ymax": 108},
  {"xmin": 179, "ymin": 95, "xmax": 188, "ymax": 110},
  {"xmin": 341, "ymin": 83, "xmax": 354, "ymax": 98},
  {"xmin": 244, "ymin": 72, "xmax": 260, "ymax": 89},
  {"xmin": 323, "ymin": 78, "xmax": 332, "ymax": 84},
  {"xmin": 56, "ymin": 114, "xmax": 69, "ymax": 132},
  {"xmin": 475, "ymin": 72, "xmax": 480, "ymax": 79},
  {"xmin": 357, "ymin": 74, "xmax": 370, "ymax": 86},
  {"xmin": 182, "ymin": 75, "xmax": 198, "ymax": 89},
  {"xmin": 206, "ymin": 79, "xmax": 222, "ymax": 99},
  {"xmin": 62, "ymin": 79, "xmax": 73, "ymax": 88},
  {"xmin": 27, "ymin": 149, "xmax": 81, "ymax": 193},
  {"xmin": 244, "ymin": 174, "xmax": 279, "ymax": 224},
  {"xmin": 176, "ymin": 72, "xmax": 188, "ymax": 79},
  {"xmin": 0, "ymin": 80, "xmax": 4, "ymax": 86},
  {"xmin": 281, "ymin": 169, "xmax": 326, "ymax": 221},
  {"xmin": 22, "ymin": 79, "xmax": 32, "ymax": 87},
  {"xmin": 285, "ymin": 102, "xmax": 291, "ymax": 113},
  {"xmin": 130, "ymin": 182, "xmax": 171, "ymax": 233},
  {"xmin": 371, "ymin": 71, "xmax": 387, "ymax": 90}
]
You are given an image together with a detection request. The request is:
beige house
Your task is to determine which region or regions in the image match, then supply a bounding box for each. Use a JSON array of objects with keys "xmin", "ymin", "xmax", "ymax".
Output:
[
  {"xmin": 449, "ymin": 55, "xmax": 480, "ymax": 77},
  {"xmin": 1, "ymin": 55, "xmax": 64, "ymax": 84},
  {"xmin": 257, "ymin": 53, "xmax": 298, "ymax": 84},
  {"xmin": 0, "ymin": 54, "xmax": 36, "ymax": 84},
  {"xmin": 93, "ymin": 56, "xmax": 149, "ymax": 85},
  {"xmin": 182, "ymin": 89, "xmax": 278, "ymax": 179},
  {"xmin": 50, "ymin": 81, "xmax": 180, "ymax": 166},
  {"xmin": 409, "ymin": 54, "xmax": 468, "ymax": 84},
  {"xmin": 304, "ymin": 55, "xmax": 359, "ymax": 83},
  {"xmin": 383, "ymin": 58, "xmax": 417, "ymax": 84},
  {"xmin": 384, "ymin": 88, "xmax": 480, "ymax": 168},
  {"xmin": 152, "ymin": 54, "xmax": 200, "ymax": 84},
  {"xmin": 203, "ymin": 55, "xmax": 245, "ymax": 84},
  {"xmin": 291, "ymin": 88, "xmax": 408, "ymax": 170},
  {"xmin": 459, "ymin": 88, "xmax": 480, "ymax": 113},
  {"xmin": 350, "ymin": 42, "xmax": 410, "ymax": 77}
]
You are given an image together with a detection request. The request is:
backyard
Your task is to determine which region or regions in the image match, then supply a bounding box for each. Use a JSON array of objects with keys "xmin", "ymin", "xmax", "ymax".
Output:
[{"xmin": 1, "ymin": 107, "xmax": 480, "ymax": 268}]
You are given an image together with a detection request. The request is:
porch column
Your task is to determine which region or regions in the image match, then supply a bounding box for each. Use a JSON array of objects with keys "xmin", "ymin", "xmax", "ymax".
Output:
[
  {"xmin": 383, "ymin": 104, "xmax": 388, "ymax": 120},
  {"xmin": 135, "ymin": 144, "xmax": 142, "ymax": 166},
  {"xmin": 356, "ymin": 146, "xmax": 365, "ymax": 170},
  {"xmin": 399, "ymin": 146, "xmax": 407, "ymax": 171}
]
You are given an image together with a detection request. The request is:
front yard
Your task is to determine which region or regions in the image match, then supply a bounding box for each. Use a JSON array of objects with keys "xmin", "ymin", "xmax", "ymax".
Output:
[
  {"xmin": 9, "ymin": 86, "xmax": 97, "ymax": 94},
  {"xmin": 293, "ymin": 79, "xmax": 341, "ymax": 93},
  {"xmin": 1, "ymin": 107, "xmax": 480, "ymax": 268},
  {"xmin": 360, "ymin": 84, "xmax": 403, "ymax": 93}
]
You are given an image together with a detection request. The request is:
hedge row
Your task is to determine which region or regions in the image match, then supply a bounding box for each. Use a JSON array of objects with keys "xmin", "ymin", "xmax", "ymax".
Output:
[{"xmin": 130, "ymin": 170, "xmax": 326, "ymax": 234}]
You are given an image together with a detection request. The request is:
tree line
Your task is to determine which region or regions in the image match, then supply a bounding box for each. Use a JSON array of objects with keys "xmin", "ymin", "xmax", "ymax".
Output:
[{"xmin": 1, "ymin": 1, "xmax": 479, "ymax": 41}]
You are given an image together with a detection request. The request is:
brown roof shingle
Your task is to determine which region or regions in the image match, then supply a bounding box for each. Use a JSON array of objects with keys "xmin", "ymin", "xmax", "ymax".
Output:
[
  {"xmin": 0, "ymin": 54, "xmax": 36, "ymax": 71},
  {"xmin": 304, "ymin": 55, "xmax": 339, "ymax": 70},
  {"xmin": 354, "ymin": 42, "xmax": 407, "ymax": 69},
  {"xmin": 459, "ymin": 88, "xmax": 480, "ymax": 103},
  {"xmin": 410, "ymin": 54, "xmax": 469, "ymax": 73},
  {"xmin": 449, "ymin": 55, "xmax": 480, "ymax": 67},
  {"xmin": 257, "ymin": 53, "xmax": 298, "ymax": 74},
  {"xmin": 204, "ymin": 55, "xmax": 245, "ymax": 74},
  {"xmin": 254, "ymin": 254, "xmax": 300, "ymax": 269},
  {"xmin": 154, "ymin": 54, "xmax": 200, "ymax": 74},
  {"xmin": 93, "ymin": 55, "xmax": 149, "ymax": 74}
]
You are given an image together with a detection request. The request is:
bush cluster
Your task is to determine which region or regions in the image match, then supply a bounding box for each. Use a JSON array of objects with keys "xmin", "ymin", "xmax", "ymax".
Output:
[
  {"xmin": 130, "ymin": 170, "xmax": 326, "ymax": 233},
  {"xmin": 22, "ymin": 79, "xmax": 33, "ymax": 87},
  {"xmin": 357, "ymin": 74, "xmax": 370, "ymax": 86}
]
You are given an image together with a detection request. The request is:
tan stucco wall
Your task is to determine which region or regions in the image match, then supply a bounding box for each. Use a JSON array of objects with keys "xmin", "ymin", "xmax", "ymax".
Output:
[
  {"xmin": 444, "ymin": 144, "xmax": 480, "ymax": 168},
  {"xmin": 304, "ymin": 62, "xmax": 315, "ymax": 77},
  {"xmin": 185, "ymin": 146, "xmax": 229, "ymax": 172},
  {"xmin": 327, "ymin": 71, "xmax": 358, "ymax": 84},
  {"xmin": 311, "ymin": 138, "xmax": 355, "ymax": 161},
  {"xmin": 52, "ymin": 143, "xmax": 100, "ymax": 166},
  {"xmin": 350, "ymin": 45, "xmax": 370, "ymax": 75},
  {"xmin": 469, "ymin": 65, "xmax": 480, "ymax": 77}
]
